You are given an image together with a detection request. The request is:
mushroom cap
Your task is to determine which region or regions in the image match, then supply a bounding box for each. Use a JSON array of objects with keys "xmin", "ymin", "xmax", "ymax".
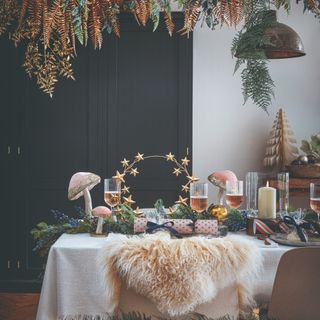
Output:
[
  {"xmin": 208, "ymin": 170, "xmax": 238, "ymax": 190},
  {"xmin": 68, "ymin": 172, "xmax": 101, "ymax": 200},
  {"xmin": 92, "ymin": 206, "xmax": 112, "ymax": 218}
]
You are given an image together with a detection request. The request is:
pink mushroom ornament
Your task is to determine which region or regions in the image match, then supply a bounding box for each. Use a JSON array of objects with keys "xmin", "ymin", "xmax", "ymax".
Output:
[
  {"xmin": 207, "ymin": 170, "xmax": 238, "ymax": 204},
  {"xmin": 68, "ymin": 172, "xmax": 101, "ymax": 217},
  {"xmin": 207, "ymin": 170, "xmax": 238, "ymax": 222},
  {"xmin": 92, "ymin": 206, "xmax": 112, "ymax": 235}
]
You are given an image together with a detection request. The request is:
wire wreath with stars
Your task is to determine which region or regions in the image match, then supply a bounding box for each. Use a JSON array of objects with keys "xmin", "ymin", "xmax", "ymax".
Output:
[{"xmin": 112, "ymin": 152, "xmax": 199, "ymax": 214}]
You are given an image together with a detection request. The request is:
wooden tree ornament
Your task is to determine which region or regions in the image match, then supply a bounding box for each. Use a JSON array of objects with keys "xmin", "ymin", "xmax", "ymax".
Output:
[{"xmin": 263, "ymin": 108, "xmax": 299, "ymax": 171}]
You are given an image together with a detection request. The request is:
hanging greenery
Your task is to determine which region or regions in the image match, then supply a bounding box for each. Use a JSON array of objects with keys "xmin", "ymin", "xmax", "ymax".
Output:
[
  {"xmin": 231, "ymin": 7, "xmax": 277, "ymax": 112},
  {"xmin": 0, "ymin": 0, "xmax": 319, "ymax": 110}
]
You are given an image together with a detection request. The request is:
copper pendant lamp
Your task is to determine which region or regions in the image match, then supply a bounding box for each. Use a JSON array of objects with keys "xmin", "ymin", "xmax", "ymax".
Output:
[{"xmin": 236, "ymin": 10, "xmax": 306, "ymax": 59}]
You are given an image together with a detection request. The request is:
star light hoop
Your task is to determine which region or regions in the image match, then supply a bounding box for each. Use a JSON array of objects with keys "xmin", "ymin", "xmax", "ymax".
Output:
[{"xmin": 112, "ymin": 152, "xmax": 199, "ymax": 213}]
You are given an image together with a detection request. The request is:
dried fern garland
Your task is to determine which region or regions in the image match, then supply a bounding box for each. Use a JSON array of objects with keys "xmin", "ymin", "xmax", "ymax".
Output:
[{"xmin": 0, "ymin": 0, "xmax": 319, "ymax": 110}]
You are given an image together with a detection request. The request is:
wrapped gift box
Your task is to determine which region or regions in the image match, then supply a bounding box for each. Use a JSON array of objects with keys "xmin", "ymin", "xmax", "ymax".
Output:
[
  {"xmin": 246, "ymin": 218, "xmax": 290, "ymax": 235},
  {"xmin": 194, "ymin": 219, "xmax": 218, "ymax": 235},
  {"xmin": 134, "ymin": 218, "xmax": 218, "ymax": 235}
]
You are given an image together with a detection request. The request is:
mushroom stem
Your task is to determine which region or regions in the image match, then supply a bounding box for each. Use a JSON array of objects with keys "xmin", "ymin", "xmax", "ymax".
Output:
[
  {"xmin": 83, "ymin": 188, "xmax": 93, "ymax": 216},
  {"xmin": 217, "ymin": 188, "xmax": 224, "ymax": 205},
  {"xmin": 96, "ymin": 217, "xmax": 104, "ymax": 234}
]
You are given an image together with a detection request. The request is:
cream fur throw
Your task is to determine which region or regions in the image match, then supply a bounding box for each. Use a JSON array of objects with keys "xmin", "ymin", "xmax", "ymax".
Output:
[{"xmin": 99, "ymin": 233, "xmax": 262, "ymax": 317}]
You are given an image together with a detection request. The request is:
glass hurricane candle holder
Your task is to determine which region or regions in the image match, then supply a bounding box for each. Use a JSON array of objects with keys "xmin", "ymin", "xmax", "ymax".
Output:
[
  {"xmin": 277, "ymin": 172, "xmax": 289, "ymax": 217},
  {"xmin": 245, "ymin": 172, "xmax": 259, "ymax": 216},
  {"xmin": 310, "ymin": 183, "xmax": 320, "ymax": 221}
]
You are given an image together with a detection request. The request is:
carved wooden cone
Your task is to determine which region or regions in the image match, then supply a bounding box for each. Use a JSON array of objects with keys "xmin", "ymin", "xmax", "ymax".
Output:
[{"xmin": 263, "ymin": 108, "xmax": 299, "ymax": 171}]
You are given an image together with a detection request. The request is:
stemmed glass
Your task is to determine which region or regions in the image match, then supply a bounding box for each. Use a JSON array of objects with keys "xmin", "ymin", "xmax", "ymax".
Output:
[
  {"xmin": 104, "ymin": 178, "xmax": 121, "ymax": 222},
  {"xmin": 310, "ymin": 183, "xmax": 320, "ymax": 221},
  {"xmin": 226, "ymin": 180, "xmax": 244, "ymax": 209},
  {"xmin": 190, "ymin": 182, "xmax": 208, "ymax": 213}
]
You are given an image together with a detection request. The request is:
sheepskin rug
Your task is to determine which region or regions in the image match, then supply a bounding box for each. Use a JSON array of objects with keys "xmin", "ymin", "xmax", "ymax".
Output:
[{"xmin": 99, "ymin": 233, "xmax": 262, "ymax": 317}]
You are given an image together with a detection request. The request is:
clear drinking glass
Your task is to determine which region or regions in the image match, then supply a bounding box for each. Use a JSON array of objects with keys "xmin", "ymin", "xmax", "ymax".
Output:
[
  {"xmin": 310, "ymin": 183, "xmax": 320, "ymax": 221},
  {"xmin": 104, "ymin": 178, "xmax": 121, "ymax": 222},
  {"xmin": 278, "ymin": 172, "xmax": 289, "ymax": 217},
  {"xmin": 245, "ymin": 172, "xmax": 259, "ymax": 215},
  {"xmin": 226, "ymin": 180, "xmax": 244, "ymax": 209},
  {"xmin": 190, "ymin": 182, "xmax": 208, "ymax": 213}
]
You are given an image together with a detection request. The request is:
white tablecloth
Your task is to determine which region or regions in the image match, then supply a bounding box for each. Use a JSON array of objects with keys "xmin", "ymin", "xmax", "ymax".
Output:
[{"xmin": 36, "ymin": 233, "xmax": 295, "ymax": 320}]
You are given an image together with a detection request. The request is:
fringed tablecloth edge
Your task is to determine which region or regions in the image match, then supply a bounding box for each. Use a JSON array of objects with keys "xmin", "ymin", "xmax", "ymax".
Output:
[{"xmin": 58, "ymin": 313, "xmax": 110, "ymax": 320}]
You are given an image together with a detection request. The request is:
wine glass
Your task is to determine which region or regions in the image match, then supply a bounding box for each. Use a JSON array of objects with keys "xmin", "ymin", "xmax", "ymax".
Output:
[
  {"xmin": 226, "ymin": 180, "xmax": 244, "ymax": 209},
  {"xmin": 310, "ymin": 183, "xmax": 320, "ymax": 221},
  {"xmin": 104, "ymin": 178, "xmax": 121, "ymax": 222},
  {"xmin": 190, "ymin": 182, "xmax": 208, "ymax": 213}
]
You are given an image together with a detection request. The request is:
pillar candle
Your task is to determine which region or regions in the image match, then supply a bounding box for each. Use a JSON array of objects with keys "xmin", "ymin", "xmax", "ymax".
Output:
[{"xmin": 258, "ymin": 182, "xmax": 276, "ymax": 219}]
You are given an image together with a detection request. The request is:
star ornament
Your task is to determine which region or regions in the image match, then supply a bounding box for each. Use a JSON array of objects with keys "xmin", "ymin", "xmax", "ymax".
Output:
[
  {"xmin": 187, "ymin": 175, "xmax": 199, "ymax": 182},
  {"xmin": 175, "ymin": 196, "xmax": 189, "ymax": 206},
  {"xmin": 182, "ymin": 184, "xmax": 190, "ymax": 192},
  {"xmin": 113, "ymin": 207, "xmax": 122, "ymax": 216},
  {"xmin": 122, "ymin": 185, "xmax": 130, "ymax": 194},
  {"xmin": 113, "ymin": 171, "xmax": 125, "ymax": 183},
  {"xmin": 130, "ymin": 168, "xmax": 139, "ymax": 177},
  {"xmin": 181, "ymin": 157, "xmax": 190, "ymax": 166},
  {"xmin": 133, "ymin": 207, "xmax": 143, "ymax": 216},
  {"xmin": 173, "ymin": 168, "xmax": 182, "ymax": 176},
  {"xmin": 123, "ymin": 195, "xmax": 136, "ymax": 206},
  {"xmin": 121, "ymin": 158, "xmax": 130, "ymax": 167},
  {"xmin": 166, "ymin": 152, "xmax": 175, "ymax": 161},
  {"xmin": 135, "ymin": 153, "xmax": 144, "ymax": 162}
]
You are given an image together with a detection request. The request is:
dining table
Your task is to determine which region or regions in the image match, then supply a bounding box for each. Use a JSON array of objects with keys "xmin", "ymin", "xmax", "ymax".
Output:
[{"xmin": 36, "ymin": 232, "xmax": 296, "ymax": 320}]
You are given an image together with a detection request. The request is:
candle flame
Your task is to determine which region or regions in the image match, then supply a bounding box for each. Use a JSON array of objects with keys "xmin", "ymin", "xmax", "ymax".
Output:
[{"xmin": 266, "ymin": 181, "xmax": 269, "ymax": 187}]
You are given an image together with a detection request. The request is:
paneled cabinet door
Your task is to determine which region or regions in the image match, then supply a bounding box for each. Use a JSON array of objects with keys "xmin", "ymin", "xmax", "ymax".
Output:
[
  {"xmin": 0, "ymin": 38, "xmax": 13, "ymax": 282},
  {"xmin": 0, "ymin": 39, "xmax": 25, "ymax": 283},
  {"xmin": 18, "ymin": 45, "xmax": 102, "ymax": 276},
  {"xmin": 103, "ymin": 13, "xmax": 193, "ymax": 207}
]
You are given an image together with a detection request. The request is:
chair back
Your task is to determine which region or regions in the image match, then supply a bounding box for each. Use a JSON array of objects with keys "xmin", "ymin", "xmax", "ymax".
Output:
[{"xmin": 268, "ymin": 247, "xmax": 320, "ymax": 320}]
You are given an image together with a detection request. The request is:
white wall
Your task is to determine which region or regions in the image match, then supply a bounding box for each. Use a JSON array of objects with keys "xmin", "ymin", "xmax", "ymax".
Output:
[{"xmin": 192, "ymin": 5, "xmax": 320, "ymax": 204}]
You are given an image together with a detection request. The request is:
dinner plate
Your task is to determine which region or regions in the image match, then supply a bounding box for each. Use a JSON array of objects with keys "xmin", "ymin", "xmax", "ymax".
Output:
[{"xmin": 270, "ymin": 233, "xmax": 320, "ymax": 247}]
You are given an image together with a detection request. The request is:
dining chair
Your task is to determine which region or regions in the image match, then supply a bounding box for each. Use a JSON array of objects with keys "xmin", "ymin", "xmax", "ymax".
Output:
[{"xmin": 268, "ymin": 247, "xmax": 320, "ymax": 320}]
